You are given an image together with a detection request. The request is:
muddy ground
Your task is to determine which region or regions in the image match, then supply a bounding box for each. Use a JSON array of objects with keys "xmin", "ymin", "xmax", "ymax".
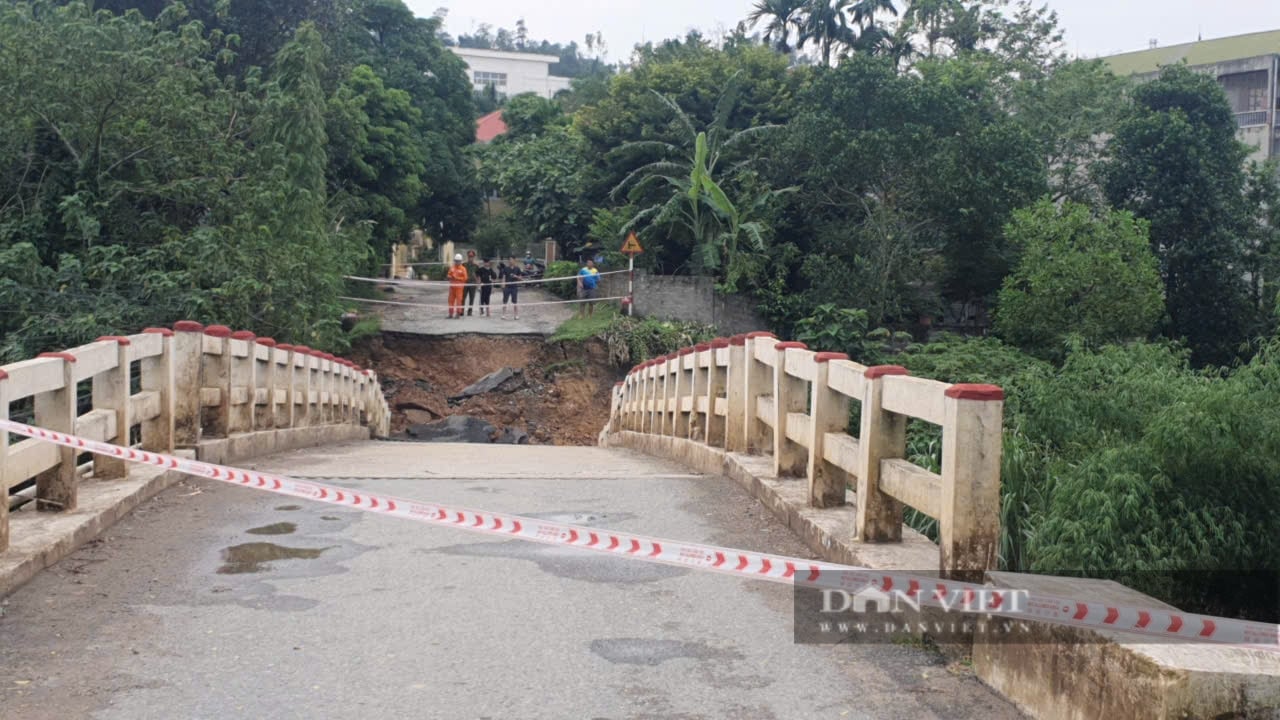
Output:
[{"xmin": 349, "ymin": 334, "xmax": 622, "ymax": 446}]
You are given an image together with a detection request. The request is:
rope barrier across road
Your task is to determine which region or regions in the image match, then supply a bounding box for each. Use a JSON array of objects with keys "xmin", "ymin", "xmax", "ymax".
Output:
[
  {"xmin": 346, "ymin": 269, "xmax": 628, "ymax": 289},
  {"xmin": 340, "ymin": 295, "xmax": 631, "ymax": 310},
  {"xmin": 4, "ymin": 418, "xmax": 1278, "ymax": 655}
]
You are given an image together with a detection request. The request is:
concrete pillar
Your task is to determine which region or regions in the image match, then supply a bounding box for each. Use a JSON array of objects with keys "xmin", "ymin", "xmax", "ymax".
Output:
[
  {"xmin": 940, "ymin": 384, "xmax": 1005, "ymax": 582},
  {"xmin": 140, "ymin": 329, "xmax": 175, "ymax": 452},
  {"xmin": 172, "ymin": 321, "xmax": 205, "ymax": 446},
  {"xmin": 744, "ymin": 333, "xmax": 777, "ymax": 455},
  {"xmin": 278, "ymin": 345, "xmax": 298, "ymax": 428},
  {"xmin": 706, "ymin": 339, "xmax": 730, "ymax": 448},
  {"xmin": 256, "ymin": 339, "xmax": 277, "ymax": 431},
  {"xmin": 202, "ymin": 326, "xmax": 232, "ymax": 437},
  {"xmin": 657, "ymin": 355, "xmax": 673, "ymax": 436},
  {"xmin": 643, "ymin": 361, "xmax": 658, "ymax": 434},
  {"xmin": 91, "ymin": 336, "xmax": 132, "ymax": 479},
  {"xmin": 856, "ymin": 366, "xmax": 909, "ymax": 542},
  {"xmin": 675, "ymin": 348, "xmax": 696, "ymax": 438},
  {"xmin": 772, "ymin": 342, "xmax": 809, "ymax": 478},
  {"xmin": 725, "ymin": 335, "xmax": 748, "ymax": 453},
  {"xmin": 295, "ymin": 347, "xmax": 315, "ymax": 427},
  {"xmin": 34, "ymin": 352, "xmax": 77, "ymax": 512},
  {"xmin": 807, "ymin": 353, "xmax": 851, "ymax": 508},
  {"xmin": 688, "ymin": 344, "xmax": 711, "ymax": 442},
  {"xmin": 229, "ymin": 331, "xmax": 256, "ymax": 434}
]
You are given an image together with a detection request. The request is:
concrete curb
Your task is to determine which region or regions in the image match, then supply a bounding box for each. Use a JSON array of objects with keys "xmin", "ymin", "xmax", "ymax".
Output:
[
  {"xmin": 0, "ymin": 459, "xmax": 190, "ymax": 598},
  {"xmin": 1, "ymin": 424, "xmax": 373, "ymax": 599}
]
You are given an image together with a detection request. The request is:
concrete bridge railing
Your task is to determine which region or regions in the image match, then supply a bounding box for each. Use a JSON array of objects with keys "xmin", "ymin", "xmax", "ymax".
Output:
[
  {"xmin": 607, "ymin": 332, "xmax": 1004, "ymax": 580},
  {"xmin": 0, "ymin": 321, "xmax": 391, "ymax": 553}
]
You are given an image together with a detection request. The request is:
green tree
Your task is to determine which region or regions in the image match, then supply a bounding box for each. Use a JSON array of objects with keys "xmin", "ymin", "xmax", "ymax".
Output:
[
  {"xmin": 1099, "ymin": 64, "xmax": 1255, "ymax": 365},
  {"xmin": 1012, "ymin": 59, "xmax": 1127, "ymax": 205},
  {"xmin": 746, "ymin": 0, "xmax": 808, "ymax": 53},
  {"xmin": 481, "ymin": 125, "xmax": 592, "ymax": 254},
  {"xmin": 612, "ymin": 86, "xmax": 790, "ymax": 286},
  {"xmin": 799, "ymin": 0, "xmax": 855, "ymax": 66},
  {"xmin": 326, "ymin": 64, "xmax": 428, "ymax": 257},
  {"xmin": 501, "ymin": 93, "xmax": 566, "ymax": 138},
  {"xmin": 775, "ymin": 54, "xmax": 1045, "ymax": 325},
  {"xmin": 994, "ymin": 200, "xmax": 1163, "ymax": 358}
]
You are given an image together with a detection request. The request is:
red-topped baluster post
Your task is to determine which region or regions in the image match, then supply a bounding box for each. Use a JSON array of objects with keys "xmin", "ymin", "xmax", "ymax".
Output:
[
  {"xmin": 706, "ymin": 339, "xmax": 731, "ymax": 448},
  {"xmin": 33, "ymin": 352, "xmax": 77, "ymax": 512},
  {"xmin": 940, "ymin": 384, "xmax": 1004, "ymax": 581},
  {"xmin": 92, "ymin": 336, "xmax": 132, "ymax": 479},
  {"xmin": 141, "ymin": 329, "xmax": 175, "ymax": 452},
  {"xmin": 725, "ymin": 335, "xmax": 749, "ymax": 452},
  {"xmin": 808, "ymin": 352, "xmax": 851, "ymax": 508},
  {"xmin": 743, "ymin": 332, "xmax": 776, "ymax": 454},
  {"xmin": 202, "ymin": 326, "xmax": 233, "ymax": 437},
  {"xmin": 172, "ymin": 321, "xmax": 205, "ymax": 445},
  {"xmin": 229, "ymin": 331, "xmax": 256, "ymax": 434},
  {"xmin": 772, "ymin": 342, "xmax": 809, "ymax": 477},
  {"xmin": 856, "ymin": 366, "xmax": 910, "ymax": 542}
]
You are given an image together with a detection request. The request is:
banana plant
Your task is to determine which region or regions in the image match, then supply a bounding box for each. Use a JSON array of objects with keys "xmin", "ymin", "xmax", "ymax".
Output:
[{"xmin": 611, "ymin": 78, "xmax": 791, "ymax": 280}]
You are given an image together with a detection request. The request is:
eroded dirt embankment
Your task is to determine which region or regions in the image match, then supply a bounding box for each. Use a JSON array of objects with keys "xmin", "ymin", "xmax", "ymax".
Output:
[{"xmin": 349, "ymin": 334, "xmax": 621, "ymax": 446}]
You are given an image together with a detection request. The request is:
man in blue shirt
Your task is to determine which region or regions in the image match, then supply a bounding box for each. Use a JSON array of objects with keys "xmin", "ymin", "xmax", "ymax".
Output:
[{"xmin": 576, "ymin": 259, "xmax": 600, "ymax": 318}]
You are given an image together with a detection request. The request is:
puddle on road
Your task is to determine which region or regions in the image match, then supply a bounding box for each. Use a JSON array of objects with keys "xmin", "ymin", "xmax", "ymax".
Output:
[
  {"xmin": 247, "ymin": 522, "xmax": 298, "ymax": 536},
  {"xmin": 217, "ymin": 543, "xmax": 331, "ymax": 574},
  {"xmin": 275, "ymin": 505, "xmax": 302, "ymax": 511},
  {"xmin": 589, "ymin": 638, "xmax": 741, "ymax": 666}
]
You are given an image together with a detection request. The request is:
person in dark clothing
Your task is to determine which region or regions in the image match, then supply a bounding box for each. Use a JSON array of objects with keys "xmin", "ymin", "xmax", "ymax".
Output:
[
  {"xmin": 476, "ymin": 259, "xmax": 497, "ymax": 317},
  {"xmin": 500, "ymin": 256, "xmax": 522, "ymax": 320},
  {"xmin": 462, "ymin": 250, "xmax": 479, "ymax": 316}
]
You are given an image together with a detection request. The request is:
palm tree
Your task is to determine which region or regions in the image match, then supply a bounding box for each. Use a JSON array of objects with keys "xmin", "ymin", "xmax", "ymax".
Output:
[
  {"xmin": 798, "ymin": 0, "xmax": 855, "ymax": 66},
  {"xmin": 746, "ymin": 0, "xmax": 807, "ymax": 54},
  {"xmin": 610, "ymin": 83, "xmax": 790, "ymax": 281},
  {"xmin": 849, "ymin": 0, "xmax": 899, "ymax": 30},
  {"xmin": 901, "ymin": 0, "xmax": 962, "ymax": 57},
  {"xmin": 845, "ymin": 0, "xmax": 900, "ymax": 58}
]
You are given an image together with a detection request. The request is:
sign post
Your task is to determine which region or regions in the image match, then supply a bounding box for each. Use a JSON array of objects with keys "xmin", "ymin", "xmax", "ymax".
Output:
[{"xmin": 620, "ymin": 232, "xmax": 644, "ymax": 317}]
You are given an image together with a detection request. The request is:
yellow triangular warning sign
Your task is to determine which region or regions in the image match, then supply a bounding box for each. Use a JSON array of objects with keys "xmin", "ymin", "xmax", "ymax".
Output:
[{"xmin": 620, "ymin": 232, "xmax": 644, "ymax": 255}]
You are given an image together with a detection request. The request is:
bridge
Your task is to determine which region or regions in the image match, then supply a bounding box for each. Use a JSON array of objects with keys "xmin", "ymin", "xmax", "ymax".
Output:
[{"xmin": 0, "ymin": 322, "xmax": 1276, "ymax": 719}]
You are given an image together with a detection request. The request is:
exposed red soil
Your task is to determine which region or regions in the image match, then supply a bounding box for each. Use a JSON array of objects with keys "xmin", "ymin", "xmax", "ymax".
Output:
[{"xmin": 349, "ymin": 334, "xmax": 621, "ymax": 446}]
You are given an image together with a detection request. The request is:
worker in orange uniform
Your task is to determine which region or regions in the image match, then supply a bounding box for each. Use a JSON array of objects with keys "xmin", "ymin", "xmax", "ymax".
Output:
[{"xmin": 447, "ymin": 253, "xmax": 468, "ymax": 319}]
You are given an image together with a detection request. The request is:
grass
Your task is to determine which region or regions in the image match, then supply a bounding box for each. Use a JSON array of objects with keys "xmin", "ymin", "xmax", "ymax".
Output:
[{"xmin": 549, "ymin": 304, "xmax": 620, "ymax": 342}]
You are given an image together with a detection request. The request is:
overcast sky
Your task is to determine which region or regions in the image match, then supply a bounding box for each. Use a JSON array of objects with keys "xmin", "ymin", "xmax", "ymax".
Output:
[{"xmin": 406, "ymin": 0, "xmax": 1280, "ymax": 61}]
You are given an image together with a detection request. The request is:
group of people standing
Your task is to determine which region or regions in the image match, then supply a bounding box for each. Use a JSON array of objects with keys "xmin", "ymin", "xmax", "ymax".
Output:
[{"xmin": 446, "ymin": 250, "xmax": 527, "ymax": 320}]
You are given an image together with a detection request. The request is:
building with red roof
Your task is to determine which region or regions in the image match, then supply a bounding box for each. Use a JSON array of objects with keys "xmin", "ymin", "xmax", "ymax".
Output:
[{"xmin": 476, "ymin": 110, "xmax": 508, "ymax": 144}]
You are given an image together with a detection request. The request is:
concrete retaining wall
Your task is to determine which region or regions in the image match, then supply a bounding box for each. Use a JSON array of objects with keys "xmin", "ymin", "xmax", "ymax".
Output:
[{"xmin": 599, "ymin": 271, "xmax": 766, "ymax": 335}]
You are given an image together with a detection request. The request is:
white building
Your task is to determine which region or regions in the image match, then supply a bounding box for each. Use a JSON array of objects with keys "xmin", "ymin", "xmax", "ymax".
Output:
[{"xmin": 449, "ymin": 47, "xmax": 572, "ymax": 99}]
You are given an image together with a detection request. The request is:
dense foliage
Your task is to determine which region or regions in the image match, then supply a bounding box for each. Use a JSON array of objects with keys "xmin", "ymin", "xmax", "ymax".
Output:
[
  {"xmin": 0, "ymin": 0, "xmax": 478, "ymax": 359},
  {"xmin": 994, "ymin": 200, "xmax": 1163, "ymax": 358}
]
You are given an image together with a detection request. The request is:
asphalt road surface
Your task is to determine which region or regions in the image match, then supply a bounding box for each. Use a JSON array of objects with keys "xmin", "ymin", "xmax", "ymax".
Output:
[{"xmin": 0, "ymin": 442, "xmax": 1023, "ymax": 719}]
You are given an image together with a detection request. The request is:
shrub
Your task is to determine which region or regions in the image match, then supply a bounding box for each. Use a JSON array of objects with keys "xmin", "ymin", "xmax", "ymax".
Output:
[
  {"xmin": 995, "ymin": 200, "xmax": 1164, "ymax": 359},
  {"xmin": 793, "ymin": 304, "xmax": 914, "ymax": 365},
  {"xmin": 545, "ymin": 259, "xmax": 581, "ymax": 299},
  {"xmin": 601, "ymin": 315, "xmax": 716, "ymax": 367}
]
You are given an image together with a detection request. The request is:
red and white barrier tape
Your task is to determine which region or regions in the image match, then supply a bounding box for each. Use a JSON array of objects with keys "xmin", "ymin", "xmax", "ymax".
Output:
[{"xmin": 4, "ymin": 418, "xmax": 1277, "ymax": 654}]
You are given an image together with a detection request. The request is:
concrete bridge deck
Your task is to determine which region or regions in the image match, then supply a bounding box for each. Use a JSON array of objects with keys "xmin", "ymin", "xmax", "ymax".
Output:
[{"xmin": 0, "ymin": 441, "xmax": 1019, "ymax": 719}]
